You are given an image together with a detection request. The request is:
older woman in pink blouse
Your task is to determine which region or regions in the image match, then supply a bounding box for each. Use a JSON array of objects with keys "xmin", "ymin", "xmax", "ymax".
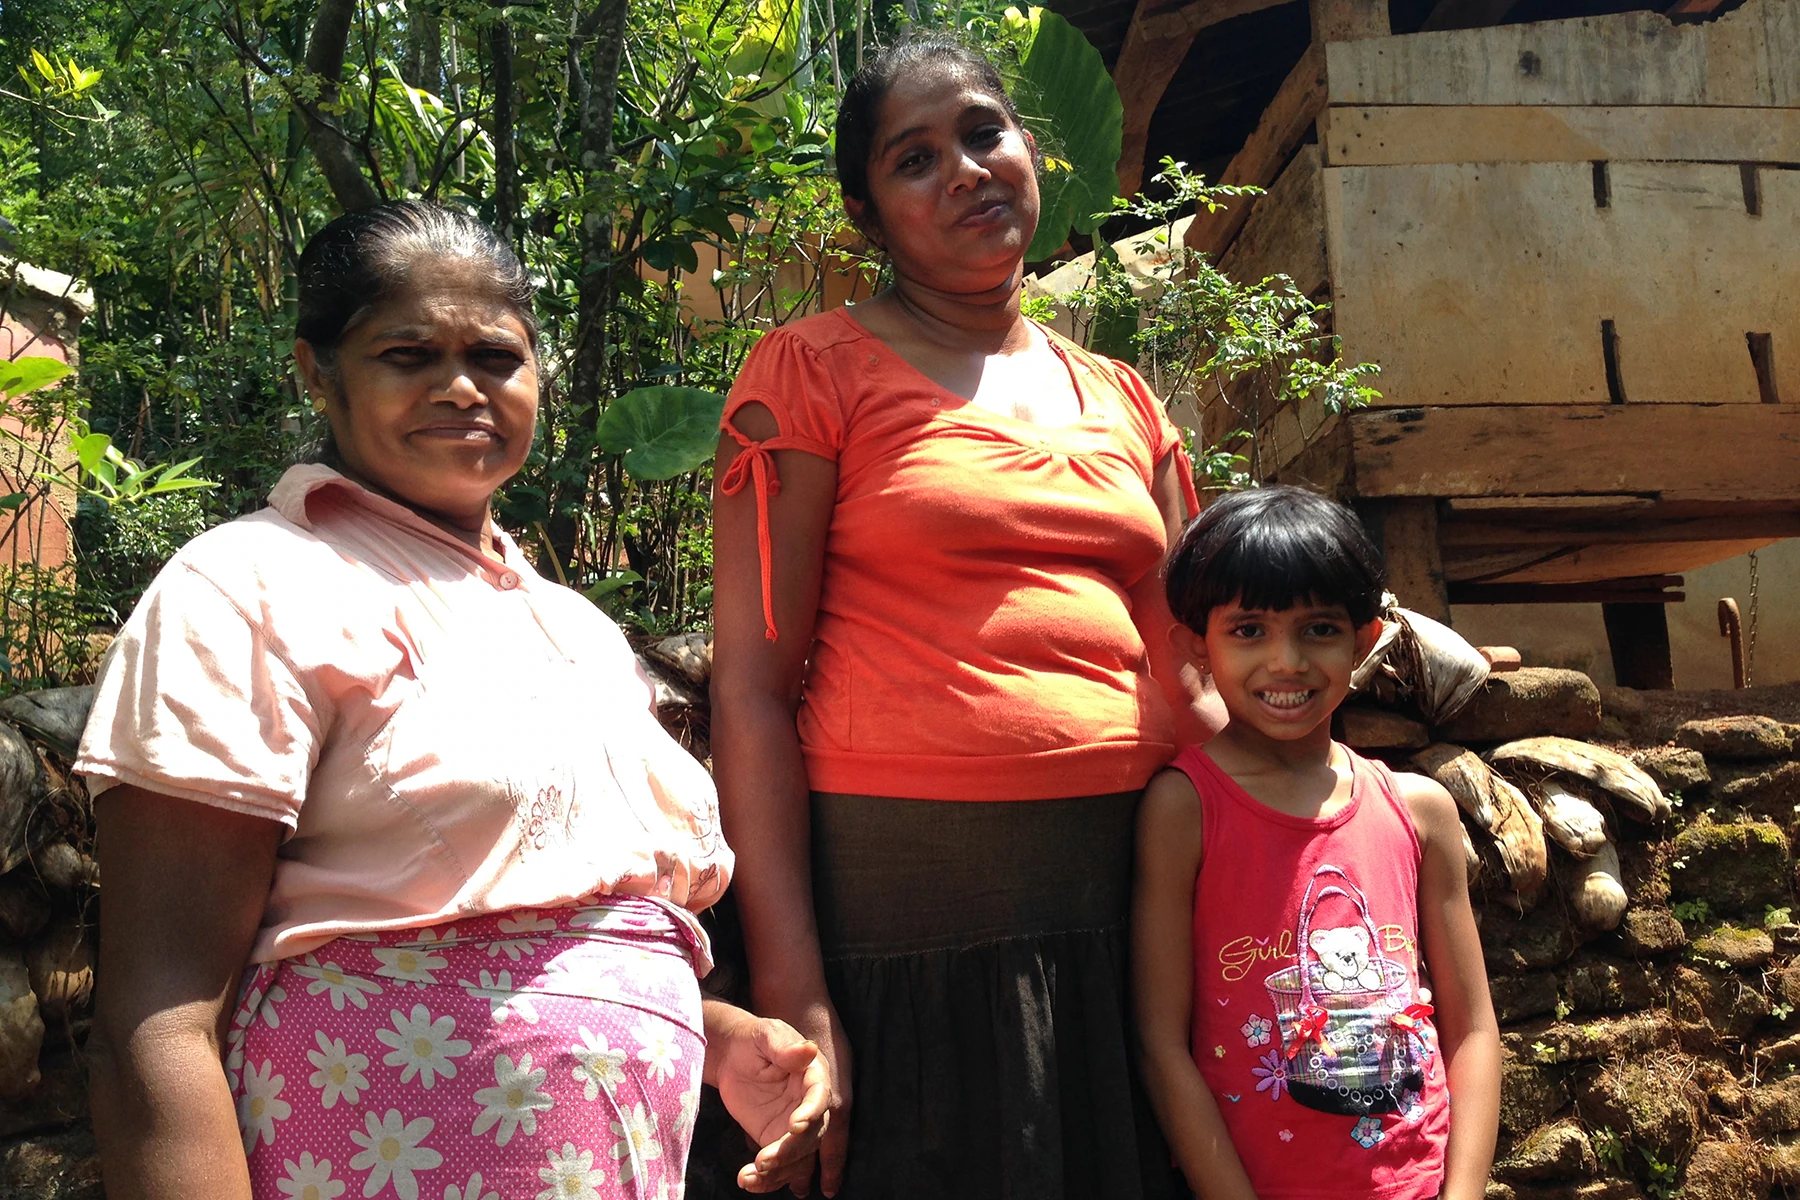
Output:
[{"xmin": 79, "ymin": 202, "xmax": 826, "ymax": 1200}]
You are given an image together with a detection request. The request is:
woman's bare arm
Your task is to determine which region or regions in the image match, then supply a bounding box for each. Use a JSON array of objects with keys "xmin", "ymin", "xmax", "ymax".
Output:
[
  {"xmin": 710, "ymin": 402, "xmax": 848, "ymax": 1194},
  {"xmin": 1131, "ymin": 768, "xmax": 1258, "ymax": 1199},
  {"xmin": 1129, "ymin": 452, "xmax": 1227, "ymax": 744},
  {"xmin": 88, "ymin": 786, "xmax": 282, "ymax": 1200}
]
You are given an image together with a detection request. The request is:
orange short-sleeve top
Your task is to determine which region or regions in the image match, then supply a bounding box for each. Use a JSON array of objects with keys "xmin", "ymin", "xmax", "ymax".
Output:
[{"xmin": 721, "ymin": 307, "xmax": 1198, "ymax": 802}]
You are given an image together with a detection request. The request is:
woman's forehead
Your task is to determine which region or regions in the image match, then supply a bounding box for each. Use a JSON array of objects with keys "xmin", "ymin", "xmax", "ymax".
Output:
[{"xmin": 874, "ymin": 66, "xmax": 1009, "ymax": 133}]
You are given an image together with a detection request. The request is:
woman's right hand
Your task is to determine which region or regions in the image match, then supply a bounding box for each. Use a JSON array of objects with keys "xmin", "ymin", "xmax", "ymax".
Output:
[{"xmin": 771, "ymin": 993, "xmax": 853, "ymax": 1197}]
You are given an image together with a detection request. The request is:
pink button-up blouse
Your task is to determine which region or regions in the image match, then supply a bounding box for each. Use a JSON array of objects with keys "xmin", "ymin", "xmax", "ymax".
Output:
[{"xmin": 76, "ymin": 465, "xmax": 731, "ymax": 966}]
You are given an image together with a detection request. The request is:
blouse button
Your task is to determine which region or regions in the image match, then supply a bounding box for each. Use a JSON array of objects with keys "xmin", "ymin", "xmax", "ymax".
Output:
[
  {"xmin": 499, "ymin": 572, "xmax": 520, "ymax": 590},
  {"xmin": 929, "ymin": 398, "xmax": 940, "ymax": 407}
]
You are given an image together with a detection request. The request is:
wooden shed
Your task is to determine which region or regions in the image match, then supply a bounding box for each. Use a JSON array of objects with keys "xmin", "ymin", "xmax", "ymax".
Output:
[{"xmin": 1065, "ymin": 0, "xmax": 1800, "ymax": 687}]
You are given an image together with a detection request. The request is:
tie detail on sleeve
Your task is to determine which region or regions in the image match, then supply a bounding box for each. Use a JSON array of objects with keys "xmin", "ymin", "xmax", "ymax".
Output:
[{"xmin": 719, "ymin": 427, "xmax": 791, "ymax": 641}]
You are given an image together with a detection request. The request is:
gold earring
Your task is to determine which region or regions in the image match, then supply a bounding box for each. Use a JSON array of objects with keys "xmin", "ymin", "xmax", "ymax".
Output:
[{"xmin": 311, "ymin": 392, "xmax": 326, "ymax": 414}]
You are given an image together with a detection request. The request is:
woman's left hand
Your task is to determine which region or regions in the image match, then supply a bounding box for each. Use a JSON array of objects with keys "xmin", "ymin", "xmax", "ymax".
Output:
[{"xmin": 703, "ymin": 999, "xmax": 832, "ymax": 1194}]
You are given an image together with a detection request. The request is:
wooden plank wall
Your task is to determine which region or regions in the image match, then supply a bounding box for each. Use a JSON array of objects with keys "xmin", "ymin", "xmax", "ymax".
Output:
[
  {"xmin": 1324, "ymin": 160, "xmax": 1800, "ymax": 408},
  {"xmin": 1310, "ymin": 0, "xmax": 1800, "ymax": 429},
  {"xmin": 1324, "ymin": 1, "xmax": 1800, "ymax": 107}
]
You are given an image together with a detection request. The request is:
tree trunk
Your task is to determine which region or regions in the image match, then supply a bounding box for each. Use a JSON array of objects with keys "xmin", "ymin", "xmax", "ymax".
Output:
[
  {"xmin": 549, "ymin": 0, "xmax": 631, "ymax": 571},
  {"xmin": 303, "ymin": 0, "xmax": 383, "ymax": 210},
  {"xmin": 405, "ymin": 0, "xmax": 444, "ymax": 94},
  {"xmin": 490, "ymin": 17, "xmax": 518, "ymax": 246}
]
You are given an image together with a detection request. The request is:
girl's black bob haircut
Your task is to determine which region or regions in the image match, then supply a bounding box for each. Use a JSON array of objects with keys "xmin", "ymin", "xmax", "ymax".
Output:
[{"xmin": 1165, "ymin": 486, "xmax": 1388, "ymax": 633}]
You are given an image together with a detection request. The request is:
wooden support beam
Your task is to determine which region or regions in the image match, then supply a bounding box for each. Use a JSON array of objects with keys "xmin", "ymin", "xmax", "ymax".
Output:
[
  {"xmin": 1451, "ymin": 576, "xmax": 1685, "ymax": 605},
  {"xmin": 1349, "ymin": 404, "xmax": 1800, "ymax": 503},
  {"xmin": 1310, "ymin": 0, "xmax": 1389, "ymax": 40},
  {"xmin": 1356, "ymin": 497, "xmax": 1451, "ymax": 623},
  {"xmin": 1419, "ymin": 0, "xmax": 1514, "ymax": 31},
  {"xmin": 1603, "ymin": 602, "xmax": 1675, "ymax": 690},
  {"xmin": 1183, "ymin": 42, "xmax": 1327, "ymax": 256},
  {"xmin": 1113, "ymin": 0, "xmax": 1294, "ymax": 196}
]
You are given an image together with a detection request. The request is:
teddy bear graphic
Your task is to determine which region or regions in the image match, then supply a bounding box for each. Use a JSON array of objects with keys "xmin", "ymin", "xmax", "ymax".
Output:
[{"xmin": 1308, "ymin": 925, "xmax": 1384, "ymax": 993}]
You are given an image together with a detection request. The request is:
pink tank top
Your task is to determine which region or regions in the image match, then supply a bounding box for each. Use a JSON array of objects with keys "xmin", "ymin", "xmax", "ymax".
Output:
[{"xmin": 1170, "ymin": 744, "xmax": 1449, "ymax": 1200}]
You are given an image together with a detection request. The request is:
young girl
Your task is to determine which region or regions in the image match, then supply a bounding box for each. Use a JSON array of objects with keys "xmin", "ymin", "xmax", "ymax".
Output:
[{"xmin": 1132, "ymin": 487, "xmax": 1500, "ymax": 1200}]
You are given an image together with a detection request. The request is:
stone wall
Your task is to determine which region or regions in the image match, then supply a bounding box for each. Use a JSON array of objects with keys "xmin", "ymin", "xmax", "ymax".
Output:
[
  {"xmin": 1342, "ymin": 671, "xmax": 1800, "ymax": 1200},
  {"xmin": 5, "ymin": 659, "xmax": 1800, "ymax": 1199}
]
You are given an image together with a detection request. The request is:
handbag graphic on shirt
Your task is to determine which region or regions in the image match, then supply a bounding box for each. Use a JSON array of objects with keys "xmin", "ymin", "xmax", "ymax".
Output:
[{"xmin": 1262, "ymin": 864, "xmax": 1434, "ymax": 1117}]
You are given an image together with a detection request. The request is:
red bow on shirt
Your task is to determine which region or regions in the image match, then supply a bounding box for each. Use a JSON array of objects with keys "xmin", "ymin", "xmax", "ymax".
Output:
[
  {"xmin": 1286, "ymin": 1006, "xmax": 1336, "ymax": 1060},
  {"xmin": 1390, "ymin": 1002, "xmax": 1435, "ymax": 1031}
]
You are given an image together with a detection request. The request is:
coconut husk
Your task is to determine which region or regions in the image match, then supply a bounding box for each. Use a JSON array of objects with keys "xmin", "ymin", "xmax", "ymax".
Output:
[
  {"xmin": 1569, "ymin": 841, "xmax": 1628, "ymax": 931},
  {"xmin": 1412, "ymin": 743, "xmax": 1546, "ymax": 905},
  {"xmin": 645, "ymin": 632, "xmax": 712, "ymax": 689},
  {"xmin": 1460, "ymin": 820, "xmax": 1481, "ymax": 881},
  {"xmin": 26, "ymin": 914, "xmax": 92, "ymax": 1021},
  {"xmin": 1351, "ymin": 601, "xmax": 1490, "ymax": 726},
  {"xmin": 1488, "ymin": 737, "xmax": 1670, "ymax": 822},
  {"xmin": 1530, "ymin": 776, "xmax": 1610, "ymax": 859},
  {"xmin": 0, "ymin": 720, "xmax": 46, "ymax": 876}
]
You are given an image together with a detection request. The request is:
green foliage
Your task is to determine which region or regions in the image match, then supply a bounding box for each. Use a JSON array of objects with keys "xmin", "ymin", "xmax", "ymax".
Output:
[
  {"xmin": 1038, "ymin": 158, "xmax": 1379, "ymax": 491},
  {"xmin": 595, "ymin": 386, "xmax": 730, "ymax": 482},
  {"xmin": 1011, "ymin": 7, "xmax": 1122, "ymax": 261},
  {"xmin": 1640, "ymin": 1148, "xmax": 1680, "ymax": 1199},
  {"xmin": 1672, "ymin": 899, "xmax": 1711, "ymax": 924},
  {"xmin": 1592, "ymin": 1127, "xmax": 1628, "ymax": 1174}
]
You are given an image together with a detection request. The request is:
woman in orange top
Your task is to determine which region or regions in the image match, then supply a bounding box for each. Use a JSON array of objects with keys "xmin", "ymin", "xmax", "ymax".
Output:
[{"xmin": 711, "ymin": 33, "xmax": 1219, "ymax": 1200}]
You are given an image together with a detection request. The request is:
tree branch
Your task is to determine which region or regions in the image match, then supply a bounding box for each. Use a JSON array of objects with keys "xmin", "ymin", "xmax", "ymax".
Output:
[{"xmin": 301, "ymin": 0, "xmax": 383, "ymax": 210}]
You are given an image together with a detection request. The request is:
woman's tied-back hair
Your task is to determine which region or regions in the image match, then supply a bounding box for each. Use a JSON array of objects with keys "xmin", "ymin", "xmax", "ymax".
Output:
[
  {"xmin": 295, "ymin": 200, "xmax": 537, "ymax": 375},
  {"xmin": 835, "ymin": 33, "xmax": 1024, "ymax": 221},
  {"xmin": 1165, "ymin": 486, "xmax": 1388, "ymax": 634}
]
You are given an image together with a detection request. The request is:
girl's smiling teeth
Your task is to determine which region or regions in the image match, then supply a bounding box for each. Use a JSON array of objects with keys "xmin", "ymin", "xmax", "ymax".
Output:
[{"xmin": 1257, "ymin": 689, "xmax": 1316, "ymax": 710}]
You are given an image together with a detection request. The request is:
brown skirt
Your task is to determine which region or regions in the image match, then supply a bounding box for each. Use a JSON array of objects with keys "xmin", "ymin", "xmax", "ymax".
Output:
[{"xmin": 687, "ymin": 791, "xmax": 1183, "ymax": 1200}]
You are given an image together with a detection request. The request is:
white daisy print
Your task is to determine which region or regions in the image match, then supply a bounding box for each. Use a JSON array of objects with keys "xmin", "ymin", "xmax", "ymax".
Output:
[
  {"xmin": 671, "ymin": 1086, "xmax": 701, "ymax": 1143},
  {"xmin": 444, "ymin": 1172, "xmax": 498, "ymax": 1200},
  {"xmin": 457, "ymin": 969, "xmax": 540, "ymax": 1025},
  {"xmin": 349, "ymin": 1108, "xmax": 442, "ymax": 1200},
  {"xmin": 569, "ymin": 1027, "xmax": 629, "ymax": 1101},
  {"xmin": 537, "ymin": 1142, "xmax": 607, "ymax": 1200},
  {"xmin": 488, "ymin": 912, "xmax": 556, "ymax": 961},
  {"xmin": 257, "ymin": 983, "xmax": 289, "ymax": 1028},
  {"xmin": 291, "ymin": 956, "xmax": 383, "ymax": 1011},
  {"xmin": 225, "ymin": 1021, "xmax": 248, "ymax": 1092},
  {"xmin": 238, "ymin": 1059, "xmax": 292, "ymax": 1152},
  {"xmin": 372, "ymin": 945, "xmax": 449, "ymax": 988},
  {"xmin": 376, "ymin": 1005, "xmax": 473, "ymax": 1089},
  {"xmin": 276, "ymin": 1151, "xmax": 345, "ymax": 1200},
  {"xmin": 609, "ymin": 1101, "xmax": 662, "ymax": 1186},
  {"xmin": 631, "ymin": 1021, "xmax": 683, "ymax": 1085},
  {"xmin": 471, "ymin": 1052, "xmax": 555, "ymax": 1147},
  {"xmin": 307, "ymin": 1030, "xmax": 372, "ymax": 1109}
]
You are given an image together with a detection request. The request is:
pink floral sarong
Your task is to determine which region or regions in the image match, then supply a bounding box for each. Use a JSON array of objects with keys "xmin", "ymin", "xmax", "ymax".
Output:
[{"xmin": 227, "ymin": 898, "xmax": 706, "ymax": 1200}]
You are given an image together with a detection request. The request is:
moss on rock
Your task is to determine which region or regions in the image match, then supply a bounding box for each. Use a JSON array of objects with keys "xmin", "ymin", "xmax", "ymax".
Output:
[
  {"xmin": 1672, "ymin": 965, "xmax": 1773, "ymax": 1039},
  {"xmin": 1679, "ymin": 1139, "xmax": 1770, "ymax": 1200},
  {"xmin": 1574, "ymin": 1056, "xmax": 1706, "ymax": 1166},
  {"xmin": 1502, "ymin": 1056, "xmax": 1572, "ymax": 1134},
  {"xmin": 1618, "ymin": 908, "xmax": 1687, "ymax": 957},
  {"xmin": 1687, "ymin": 923, "xmax": 1776, "ymax": 970},
  {"xmin": 1561, "ymin": 958, "xmax": 1660, "ymax": 1015},
  {"xmin": 1496, "ymin": 1119, "xmax": 1598, "ymax": 1182},
  {"xmin": 1669, "ymin": 817, "xmax": 1791, "ymax": 914}
]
